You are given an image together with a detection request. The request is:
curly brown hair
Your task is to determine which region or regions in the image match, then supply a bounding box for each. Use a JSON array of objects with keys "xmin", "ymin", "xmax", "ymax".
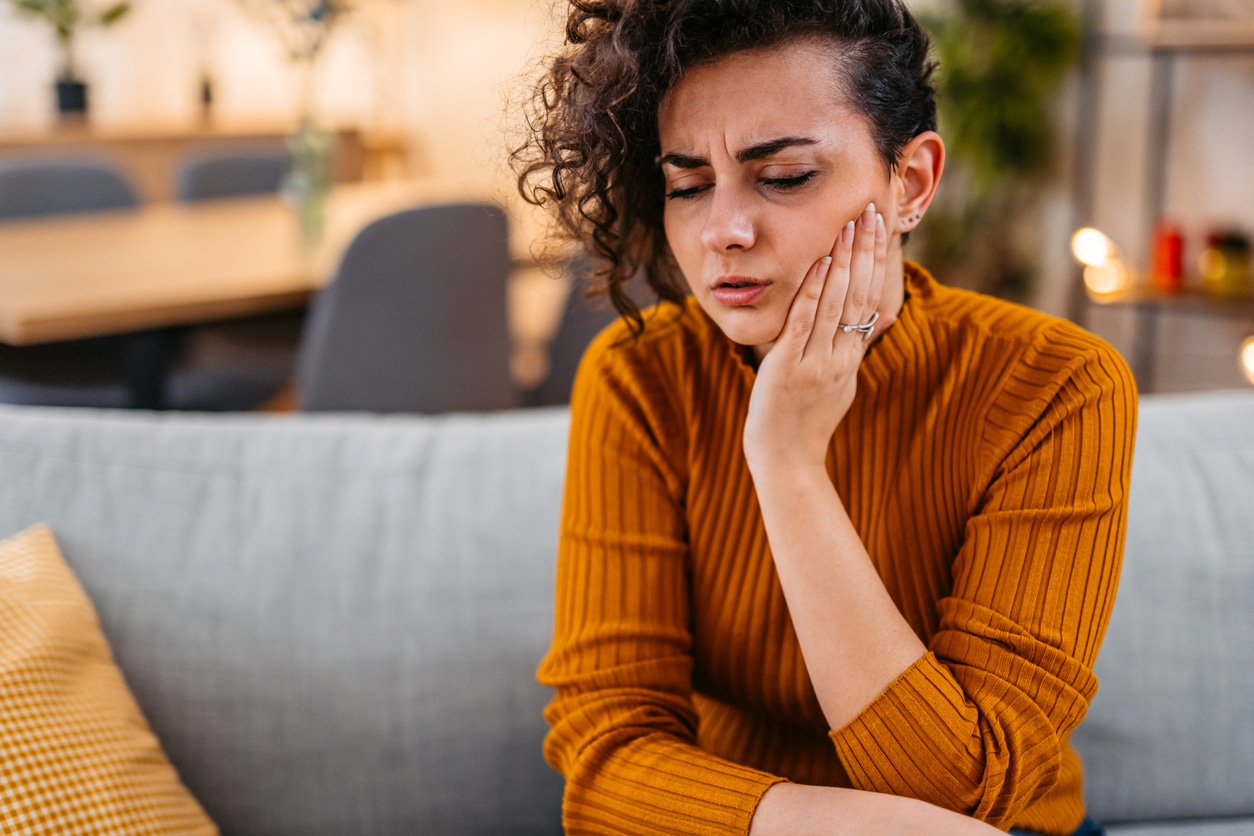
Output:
[{"xmin": 513, "ymin": 0, "xmax": 938, "ymax": 335}]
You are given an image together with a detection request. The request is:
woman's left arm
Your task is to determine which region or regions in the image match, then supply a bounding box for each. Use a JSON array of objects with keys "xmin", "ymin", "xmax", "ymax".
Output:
[
  {"xmin": 831, "ymin": 346, "xmax": 1134, "ymax": 826},
  {"xmin": 745, "ymin": 207, "xmax": 1138, "ymax": 826}
]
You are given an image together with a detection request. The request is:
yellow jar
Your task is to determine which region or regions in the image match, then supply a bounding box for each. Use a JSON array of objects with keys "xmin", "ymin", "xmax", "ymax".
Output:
[{"xmin": 1200, "ymin": 231, "xmax": 1253, "ymax": 297}]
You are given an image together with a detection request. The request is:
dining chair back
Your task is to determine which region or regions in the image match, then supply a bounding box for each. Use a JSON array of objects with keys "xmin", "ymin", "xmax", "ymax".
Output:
[
  {"xmin": 0, "ymin": 157, "xmax": 137, "ymax": 220},
  {"xmin": 176, "ymin": 150, "xmax": 288, "ymax": 202},
  {"xmin": 297, "ymin": 203, "xmax": 516, "ymax": 413},
  {"xmin": 524, "ymin": 258, "xmax": 656, "ymax": 407},
  {"xmin": 0, "ymin": 158, "xmax": 138, "ymax": 408},
  {"xmin": 174, "ymin": 148, "xmax": 304, "ymax": 410}
]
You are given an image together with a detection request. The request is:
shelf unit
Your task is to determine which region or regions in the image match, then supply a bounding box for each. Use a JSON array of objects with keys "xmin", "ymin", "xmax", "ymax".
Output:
[{"xmin": 1070, "ymin": 1, "xmax": 1254, "ymax": 392}]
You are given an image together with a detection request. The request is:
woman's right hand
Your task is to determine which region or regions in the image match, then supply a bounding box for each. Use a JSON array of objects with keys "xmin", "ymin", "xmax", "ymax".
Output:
[{"xmin": 749, "ymin": 783, "xmax": 1005, "ymax": 836}]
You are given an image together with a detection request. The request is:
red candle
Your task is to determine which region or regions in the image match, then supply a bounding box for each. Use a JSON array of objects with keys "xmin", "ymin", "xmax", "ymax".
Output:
[{"xmin": 1152, "ymin": 222, "xmax": 1183, "ymax": 292}]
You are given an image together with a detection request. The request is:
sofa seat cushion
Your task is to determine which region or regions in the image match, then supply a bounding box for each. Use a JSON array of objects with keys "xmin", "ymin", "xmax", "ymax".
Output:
[
  {"xmin": 1106, "ymin": 819, "xmax": 1254, "ymax": 836},
  {"xmin": 0, "ymin": 524, "xmax": 216, "ymax": 835}
]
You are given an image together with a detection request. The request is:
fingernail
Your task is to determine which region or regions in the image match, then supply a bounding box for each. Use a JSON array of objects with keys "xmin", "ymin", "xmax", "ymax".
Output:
[
  {"xmin": 876, "ymin": 213, "xmax": 885, "ymax": 242},
  {"xmin": 865, "ymin": 202, "xmax": 876, "ymax": 228},
  {"xmin": 842, "ymin": 220, "xmax": 855, "ymax": 246},
  {"xmin": 818, "ymin": 255, "xmax": 833, "ymax": 279}
]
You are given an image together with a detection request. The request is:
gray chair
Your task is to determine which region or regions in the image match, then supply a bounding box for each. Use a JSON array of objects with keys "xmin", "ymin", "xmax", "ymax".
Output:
[
  {"xmin": 175, "ymin": 150, "xmax": 288, "ymax": 202},
  {"xmin": 0, "ymin": 337, "xmax": 133, "ymax": 408},
  {"xmin": 0, "ymin": 156, "xmax": 297, "ymax": 411},
  {"xmin": 175, "ymin": 148, "xmax": 304, "ymax": 410},
  {"xmin": 524, "ymin": 259, "xmax": 656, "ymax": 407},
  {"xmin": 163, "ymin": 311, "xmax": 305, "ymax": 410},
  {"xmin": 297, "ymin": 202, "xmax": 517, "ymax": 413},
  {"xmin": 0, "ymin": 318, "xmax": 303, "ymax": 411},
  {"xmin": 0, "ymin": 157, "xmax": 138, "ymax": 220},
  {"xmin": 0, "ymin": 158, "xmax": 138, "ymax": 408}
]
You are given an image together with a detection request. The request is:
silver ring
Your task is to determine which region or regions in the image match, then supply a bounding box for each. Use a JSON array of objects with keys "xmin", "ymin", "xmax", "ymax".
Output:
[{"xmin": 838, "ymin": 311, "xmax": 879, "ymax": 338}]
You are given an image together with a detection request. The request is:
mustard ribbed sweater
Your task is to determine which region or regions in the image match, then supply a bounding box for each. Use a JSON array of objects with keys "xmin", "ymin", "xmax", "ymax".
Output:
[{"xmin": 539, "ymin": 263, "xmax": 1137, "ymax": 835}]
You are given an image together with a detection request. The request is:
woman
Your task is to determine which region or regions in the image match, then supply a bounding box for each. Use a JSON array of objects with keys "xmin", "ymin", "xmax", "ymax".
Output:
[{"xmin": 514, "ymin": 1, "xmax": 1136, "ymax": 834}]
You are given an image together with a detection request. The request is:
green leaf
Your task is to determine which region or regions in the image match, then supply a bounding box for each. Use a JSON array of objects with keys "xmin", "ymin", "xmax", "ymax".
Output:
[
  {"xmin": 98, "ymin": 2, "xmax": 130, "ymax": 26},
  {"xmin": 9, "ymin": 0, "xmax": 77, "ymax": 31},
  {"xmin": 13, "ymin": 0, "xmax": 54, "ymax": 17},
  {"xmin": 925, "ymin": 0, "xmax": 1079, "ymax": 190}
]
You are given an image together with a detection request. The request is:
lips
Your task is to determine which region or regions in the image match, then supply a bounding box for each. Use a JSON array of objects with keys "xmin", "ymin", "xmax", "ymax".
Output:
[{"xmin": 711, "ymin": 277, "xmax": 770, "ymax": 306}]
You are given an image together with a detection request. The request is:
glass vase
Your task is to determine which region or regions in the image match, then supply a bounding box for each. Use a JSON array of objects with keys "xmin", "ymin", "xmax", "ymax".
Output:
[{"xmin": 283, "ymin": 122, "xmax": 336, "ymax": 245}]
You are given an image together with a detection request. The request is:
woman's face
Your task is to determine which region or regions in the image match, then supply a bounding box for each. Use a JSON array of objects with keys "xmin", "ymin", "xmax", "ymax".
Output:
[{"xmin": 658, "ymin": 39, "xmax": 900, "ymax": 352}]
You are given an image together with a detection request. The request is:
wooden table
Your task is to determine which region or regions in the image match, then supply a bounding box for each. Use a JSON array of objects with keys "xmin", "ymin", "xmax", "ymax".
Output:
[
  {"xmin": 0, "ymin": 179, "xmax": 528, "ymax": 347},
  {"xmin": 0, "ymin": 179, "xmax": 529, "ymax": 407}
]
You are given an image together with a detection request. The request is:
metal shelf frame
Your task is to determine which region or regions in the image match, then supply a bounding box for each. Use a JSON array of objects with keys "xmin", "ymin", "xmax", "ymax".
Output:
[{"xmin": 1069, "ymin": 0, "xmax": 1254, "ymax": 391}]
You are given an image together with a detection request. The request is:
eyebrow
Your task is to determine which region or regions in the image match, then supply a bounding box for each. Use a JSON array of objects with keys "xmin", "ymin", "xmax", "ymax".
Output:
[{"xmin": 658, "ymin": 136, "xmax": 819, "ymax": 169}]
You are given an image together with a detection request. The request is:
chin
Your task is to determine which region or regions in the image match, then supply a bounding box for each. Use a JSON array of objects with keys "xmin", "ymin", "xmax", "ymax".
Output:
[{"xmin": 707, "ymin": 308, "xmax": 784, "ymax": 349}]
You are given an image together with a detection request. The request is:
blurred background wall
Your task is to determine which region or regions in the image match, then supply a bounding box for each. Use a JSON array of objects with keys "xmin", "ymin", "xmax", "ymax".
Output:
[
  {"xmin": 0, "ymin": 0, "xmax": 560, "ymax": 193},
  {"xmin": 1073, "ymin": 0, "xmax": 1254, "ymax": 391},
  {"xmin": 1, "ymin": 0, "xmax": 1251, "ymax": 390}
]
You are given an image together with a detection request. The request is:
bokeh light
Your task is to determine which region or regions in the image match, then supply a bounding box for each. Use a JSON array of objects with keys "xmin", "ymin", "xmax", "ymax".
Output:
[
  {"xmin": 1240, "ymin": 336, "xmax": 1254, "ymax": 386},
  {"xmin": 1072, "ymin": 227, "xmax": 1116, "ymax": 267},
  {"xmin": 1083, "ymin": 261, "xmax": 1130, "ymax": 295}
]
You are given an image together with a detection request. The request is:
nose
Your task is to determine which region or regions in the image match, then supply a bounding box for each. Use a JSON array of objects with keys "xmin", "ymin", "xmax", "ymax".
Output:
[{"xmin": 700, "ymin": 184, "xmax": 756, "ymax": 253}]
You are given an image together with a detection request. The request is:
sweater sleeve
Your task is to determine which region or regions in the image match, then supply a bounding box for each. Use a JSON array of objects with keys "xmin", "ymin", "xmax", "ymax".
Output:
[
  {"xmin": 537, "ymin": 331, "xmax": 785, "ymax": 836},
  {"xmin": 828, "ymin": 341, "xmax": 1138, "ymax": 828}
]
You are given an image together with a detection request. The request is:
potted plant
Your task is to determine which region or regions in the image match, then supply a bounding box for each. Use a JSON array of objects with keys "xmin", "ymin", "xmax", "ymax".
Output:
[
  {"xmin": 8, "ymin": 0, "xmax": 132, "ymax": 115},
  {"xmin": 235, "ymin": 0, "xmax": 355, "ymax": 243},
  {"xmin": 914, "ymin": 0, "xmax": 1080, "ymax": 302}
]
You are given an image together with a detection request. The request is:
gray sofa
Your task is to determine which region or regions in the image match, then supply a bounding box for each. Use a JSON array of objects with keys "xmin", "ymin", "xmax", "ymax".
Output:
[{"xmin": 0, "ymin": 392, "xmax": 1250, "ymax": 835}]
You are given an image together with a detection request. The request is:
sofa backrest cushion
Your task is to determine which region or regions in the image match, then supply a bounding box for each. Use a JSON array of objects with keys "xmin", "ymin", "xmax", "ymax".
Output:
[
  {"xmin": 0, "ymin": 406, "xmax": 570, "ymax": 836},
  {"xmin": 3, "ymin": 390, "xmax": 1251, "ymax": 832},
  {"xmin": 1072, "ymin": 391, "xmax": 1254, "ymax": 824}
]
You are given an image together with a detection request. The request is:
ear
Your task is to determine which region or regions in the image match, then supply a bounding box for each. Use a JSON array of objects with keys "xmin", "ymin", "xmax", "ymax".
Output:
[{"xmin": 893, "ymin": 131, "xmax": 944, "ymax": 235}]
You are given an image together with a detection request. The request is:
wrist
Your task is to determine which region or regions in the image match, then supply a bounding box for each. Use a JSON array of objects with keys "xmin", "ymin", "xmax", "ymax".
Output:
[
  {"xmin": 750, "ymin": 783, "xmax": 1003, "ymax": 836},
  {"xmin": 744, "ymin": 452, "xmax": 831, "ymax": 491}
]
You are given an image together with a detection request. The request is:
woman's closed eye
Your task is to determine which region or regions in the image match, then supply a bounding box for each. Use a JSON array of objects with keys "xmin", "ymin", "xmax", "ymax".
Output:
[
  {"xmin": 665, "ymin": 183, "xmax": 711, "ymax": 201},
  {"xmin": 665, "ymin": 170, "xmax": 819, "ymax": 201},
  {"xmin": 761, "ymin": 170, "xmax": 818, "ymax": 191}
]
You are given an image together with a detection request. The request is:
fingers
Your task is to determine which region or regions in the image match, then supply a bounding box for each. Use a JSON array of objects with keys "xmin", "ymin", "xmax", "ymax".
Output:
[
  {"xmin": 775, "ymin": 251, "xmax": 831, "ymax": 360},
  {"xmin": 865, "ymin": 213, "xmax": 888, "ymax": 328},
  {"xmin": 810, "ymin": 219, "xmax": 854, "ymax": 352},
  {"xmin": 782, "ymin": 201, "xmax": 886, "ymax": 361},
  {"xmin": 842, "ymin": 203, "xmax": 884, "ymax": 335}
]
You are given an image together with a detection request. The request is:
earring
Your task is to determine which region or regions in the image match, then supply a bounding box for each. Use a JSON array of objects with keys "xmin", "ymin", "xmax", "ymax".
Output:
[{"xmin": 901, "ymin": 212, "xmax": 922, "ymax": 229}]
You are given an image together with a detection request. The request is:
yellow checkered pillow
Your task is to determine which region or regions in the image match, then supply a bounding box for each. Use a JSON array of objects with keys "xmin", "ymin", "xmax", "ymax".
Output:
[{"xmin": 0, "ymin": 524, "xmax": 217, "ymax": 835}]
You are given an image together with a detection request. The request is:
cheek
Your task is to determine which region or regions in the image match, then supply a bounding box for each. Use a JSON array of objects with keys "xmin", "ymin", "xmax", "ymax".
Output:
[
  {"xmin": 662, "ymin": 209, "xmax": 679, "ymax": 256},
  {"xmin": 778, "ymin": 215, "xmax": 839, "ymax": 277},
  {"xmin": 663, "ymin": 209, "xmax": 700, "ymax": 279}
]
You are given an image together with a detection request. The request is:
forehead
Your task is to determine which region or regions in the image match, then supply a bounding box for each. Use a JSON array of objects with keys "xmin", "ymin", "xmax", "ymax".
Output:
[{"xmin": 657, "ymin": 39, "xmax": 854, "ymax": 149}]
